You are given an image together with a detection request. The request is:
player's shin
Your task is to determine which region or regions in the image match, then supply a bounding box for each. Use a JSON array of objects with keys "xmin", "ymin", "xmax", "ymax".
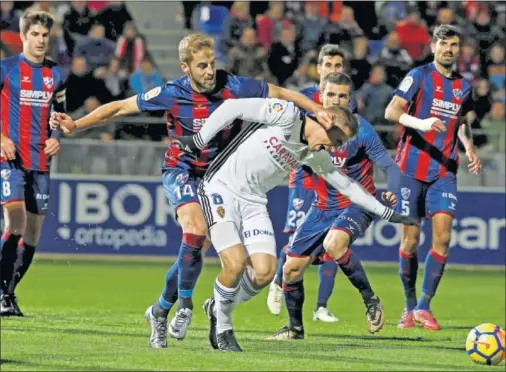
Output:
[
  {"xmin": 1, "ymin": 231, "xmax": 23, "ymax": 294},
  {"xmin": 316, "ymin": 255, "xmax": 338, "ymax": 310},
  {"xmin": 334, "ymin": 248, "xmax": 375, "ymax": 303},
  {"xmin": 177, "ymin": 233, "xmax": 206, "ymax": 310},
  {"xmin": 399, "ymin": 249, "xmax": 418, "ymax": 311},
  {"xmin": 8, "ymin": 239, "xmax": 36, "ymax": 294},
  {"xmin": 283, "ymin": 279, "xmax": 305, "ymax": 329},
  {"xmin": 152, "ymin": 262, "xmax": 178, "ymax": 318},
  {"xmin": 214, "ymin": 278, "xmax": 240, "ymax": 334},
  {"xmin": 417, "ymin": 248, "xmax": 447, "ymax": 311},
  {"xmin": 274, "ymin": 245, "xmax": 288, "ymax": 287}
]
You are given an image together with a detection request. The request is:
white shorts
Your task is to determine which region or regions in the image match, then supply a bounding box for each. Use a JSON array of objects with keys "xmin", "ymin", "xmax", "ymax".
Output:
[{"xmin": 198, "ymin": 181, "xmax": 276, "ymax": 257}]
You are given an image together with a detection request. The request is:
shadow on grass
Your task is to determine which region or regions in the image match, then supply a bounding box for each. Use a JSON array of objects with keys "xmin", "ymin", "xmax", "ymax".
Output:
[
  {"xmin": 7, "ymin": 325, "xmax": 145, "ymax": 339},
  {"xmin": 0, "ymin": 359, "xmax": 142, "ymax": 371}
]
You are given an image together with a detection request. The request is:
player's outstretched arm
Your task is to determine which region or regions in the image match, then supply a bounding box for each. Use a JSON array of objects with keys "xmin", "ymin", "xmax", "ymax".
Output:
[
  {"xmin": 267, "ymin": 84, "xmax": 333, "ymax": 128},
  {"xmin": 304, "ymin": 151, "xmax": 418, "ymax": 226},
  {"xmin": 51, "ymin": 95, "xmax": 141, "ymax": 133},
  {"xmin": 183, "ymin": 98, "xmax": 299, "ymax": 152}
]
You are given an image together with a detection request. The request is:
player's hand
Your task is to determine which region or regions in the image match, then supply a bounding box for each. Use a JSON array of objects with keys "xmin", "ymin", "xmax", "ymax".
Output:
[
  {"xmin": 466, "ymin": 146, "xmax": 481, "ymax": 174},
  {"xmin": 50, "ymin": 112, "xmax": 77, "ymax": 133},
  {"xmin": 388, "ymin": 211, "xmax": 420, "ymax": 227},
  {"xmin": 423, "ymin": 117, "xmax": 446, "ymax": 132},
  {"xmin": 174, "ymin": 135, "xmax": 200, "ymax": 155},
  {"xmin": 381, "ymin": 191, "xmax": 398, "ymax": 208},
  {"xmin": 44, "ymin": 138, "xmax": 61, "ymax": 156},
  {"xmin": 0, "ymin": 136, "xmax": 16, "ymax": 160},
  {"xmin": 315, "ymin": 110, "xmax": 334, "ymax": 130}
]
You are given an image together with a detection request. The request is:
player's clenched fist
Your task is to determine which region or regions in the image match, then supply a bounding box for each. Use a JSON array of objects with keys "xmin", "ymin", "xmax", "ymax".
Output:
[
  {"xmin": 381, "ymin": 191, "xmax": 397, "ymax": 208},
  {"xmin": 0, "ymin": 136, "xmax": 16, "ymax": 160}
]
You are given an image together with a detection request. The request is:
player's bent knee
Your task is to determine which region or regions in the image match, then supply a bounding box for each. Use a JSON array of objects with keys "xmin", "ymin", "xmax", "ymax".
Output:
[
  {"xmin": 219, "ymin": 243, "xmax": 248, "ymax": 278},
  {"xmin": 323, "ymin": 230, "xmax": 350, "ymax": 259},
  {"xmin": 250, "ymin": 257, "xmax": 277, "ymax": 287},
  {"xmin": 282, "ymin": 257, "xmax": 307, "ymax": 283},
  {"xmin": 177, "ymin": 203, "xmax": 208, "ymax": 236}
]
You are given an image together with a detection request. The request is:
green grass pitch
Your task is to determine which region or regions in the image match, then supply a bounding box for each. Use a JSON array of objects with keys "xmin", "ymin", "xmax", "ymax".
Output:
[{"xmin": 1, "ymin": 256, "xmax": 505, "ymax": 371}]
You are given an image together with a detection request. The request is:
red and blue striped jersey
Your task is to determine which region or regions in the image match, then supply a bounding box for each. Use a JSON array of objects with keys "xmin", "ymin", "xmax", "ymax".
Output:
[
  {"xmin": 313, "ymin": 116, "xmax": 393, "ymax": 210},
  {"xmin": 136, "ymin": 70, "xmax": 268, "ymax": 175},
  {"xmin": 288, "ymin": 84, "xmax": 358, "ymax": 191},
  {"xmin": 394, "ymin": 63, "xmax": 473, "ymax": 182},
  {"xmin": 1, "ymin": 54, "xmax": 66, "ymax": 171}
]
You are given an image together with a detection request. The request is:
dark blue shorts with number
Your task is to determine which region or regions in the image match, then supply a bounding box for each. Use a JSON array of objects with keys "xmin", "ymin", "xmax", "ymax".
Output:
[
  {"xmin": 288, "ymin": 205, "xmax": 374, "ymax": 260},
  {"xmin": 395, "ymin": 173, "xmax": 458, "ymax": 220},
  {"xmin": 0, "ymin": 162, "xmax": 50, "ymax": 214},
  {"xmin": 162, "ymin": 167, "xmax": 201, "ymax": 211}
]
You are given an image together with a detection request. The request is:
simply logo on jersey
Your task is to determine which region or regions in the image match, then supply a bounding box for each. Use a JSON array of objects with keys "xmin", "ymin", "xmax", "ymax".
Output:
[
  {"xmin": 55, "ymin": 180, "xmax": 172, "ymax": 251},
  {"xmin": 431, "ymin": 99, "xmax": 461, "ymax": 119},
  {"xmin": 20, "ymin": 90, "xmax": 53, "ymax": 107}
]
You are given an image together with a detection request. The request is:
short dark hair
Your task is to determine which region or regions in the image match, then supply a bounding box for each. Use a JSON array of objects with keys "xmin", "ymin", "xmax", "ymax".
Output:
[
  {"xmin": 327, "ymin": 105, "xmax": 359, "ymax": 139},
  {"xmin": 19, "ymin": 10, "xmax": 54, "ymax": 36},
  {"xmin": 321, "ymin": 72, "xmax": 354, "ymax": 91},
  {"xmin": 433, "ymin": 24, "xmax": 461, "ymax": 42},
  {"xmin": 318, "ymin": 44, "xmax": 345, "ymax": 65}
]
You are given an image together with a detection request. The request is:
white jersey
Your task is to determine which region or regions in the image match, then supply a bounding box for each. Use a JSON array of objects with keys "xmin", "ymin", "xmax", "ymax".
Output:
[{"xmin": 194, "ymin": 98, "xmax": 393, "ymax": 221}]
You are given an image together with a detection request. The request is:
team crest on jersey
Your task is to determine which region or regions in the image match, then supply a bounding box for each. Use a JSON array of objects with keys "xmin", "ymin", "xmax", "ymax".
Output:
[
  {"xmin": 144, "ymin": 86, "xmax": 161, "ymax": 101},
  {"xmin": 398, "ymin": 76, "xmax": 413, "ymax": 92},
  {"xmin": 1, "ymin": 169, "xmax": 11, "ymax": 180},
  {"xmin": 175, "ymin": 173, "xmax": 188, "ymax": 186},
  {"xmin": 292, "ymin": 198, "xmax": 304, "ymax": 211},
  {"xmin": 452, "ymin": 89, "xmax": 463, "ymax": 100},
  {"xmin": 401, "ymin": 187, "xmax": 411, "ymax": 200},
  {"xmin": 216, "ymin": 206, "xmax": 225, "ymax": 218},
  {"xmin": 43, "ymin": 77, "xmax": 54, "ymax": 89}
]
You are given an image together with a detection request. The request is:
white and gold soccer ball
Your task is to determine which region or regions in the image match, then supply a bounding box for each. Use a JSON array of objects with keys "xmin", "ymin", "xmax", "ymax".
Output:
[{"xmin": 466, "ymin": 323, "xmax": 505, "ymax": 366}]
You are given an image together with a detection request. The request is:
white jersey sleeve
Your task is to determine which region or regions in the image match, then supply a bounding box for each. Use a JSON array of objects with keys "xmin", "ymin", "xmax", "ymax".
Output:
[
  {"xmin": 194, "ymin": 98, "xmax": 299, "ymax": 149},
  {"xmin": 302, "ymin": 150, "xmax": 394, "ymax": 220}
]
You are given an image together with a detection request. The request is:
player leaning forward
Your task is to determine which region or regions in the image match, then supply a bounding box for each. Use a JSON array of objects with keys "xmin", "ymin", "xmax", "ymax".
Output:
[{"xmin": 178, "ymin": 98, "xmax": 418, "ymax": 352}]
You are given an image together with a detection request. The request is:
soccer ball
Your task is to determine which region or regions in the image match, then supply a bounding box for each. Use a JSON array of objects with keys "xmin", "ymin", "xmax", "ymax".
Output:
[{"xmin": 466, "ymin": 323, "xmax": 505, "ymax": 366}]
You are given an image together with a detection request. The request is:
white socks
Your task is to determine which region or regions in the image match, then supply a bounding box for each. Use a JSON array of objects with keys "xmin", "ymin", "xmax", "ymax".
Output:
[
  {"xmin": 236, "ymin": 271, "xmax": 261, "ymax": 304},
  {"xmin": 214, "ymin": 279, "xmax": 239, "ymax": 334}
]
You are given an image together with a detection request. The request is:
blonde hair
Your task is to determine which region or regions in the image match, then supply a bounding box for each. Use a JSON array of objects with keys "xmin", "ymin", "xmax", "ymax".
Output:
[
  {"xmin": 178, "ymin": 34, "xmax": 215, "ymax": 64},
  {"xmin": 19, "ymin": 10, "xmax": 54, "ymax": 36}
]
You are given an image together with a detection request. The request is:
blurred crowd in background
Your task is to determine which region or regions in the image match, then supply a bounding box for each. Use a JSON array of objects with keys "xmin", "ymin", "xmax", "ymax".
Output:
[{"xmin": 1, "ymin": 1, "xmax": 504, "ymax": 153}]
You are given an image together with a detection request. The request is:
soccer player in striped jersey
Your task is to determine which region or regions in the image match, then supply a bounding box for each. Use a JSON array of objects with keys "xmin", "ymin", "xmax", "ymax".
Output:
[
  {"xmin": 0, "ymin": 11, "xmax": 65, "ymax": 317},
  {"xmin": 385, "ymin": 25, "xmax": 481, "ymax": 330},
  {"xmin": 269, "ymin": 72, "xmax": 401, "ymax": 340},
  {"xmin": 50, "ymin": 33, "xmax": 334, "ymax": 348},
  {"xmin": 268, "ymin": 45, "xmax": 356, "ymax": 322}
]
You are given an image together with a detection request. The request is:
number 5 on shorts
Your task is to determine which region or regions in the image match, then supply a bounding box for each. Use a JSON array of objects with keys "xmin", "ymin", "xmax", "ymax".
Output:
[
  {"xmin": 2, "ymin": 181, "xmax": 11, "ymax": 197},
  {"xmin": 401, "ymin": 200, "xmax": 410, "ymax": 216}
]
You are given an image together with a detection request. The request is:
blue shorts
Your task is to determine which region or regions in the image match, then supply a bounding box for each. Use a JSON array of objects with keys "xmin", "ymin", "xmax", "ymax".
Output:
[
  {"xmin": 0, "ymin": 162, "xmax": 50, "ymax": 214},
  {"xmin": 395, "ymin": 174, "xmax": 457, "ymax": 220},
  {"xmin": 162, "ymin": 168, "xmax": 202, "ymax": 212},
  {"xmin": 283, "ymin": 186, "xmax": 315, "ymax": 234},
  {"xmin": 288, "ymin": 205, "xmax": 374, "ymax": 260}
]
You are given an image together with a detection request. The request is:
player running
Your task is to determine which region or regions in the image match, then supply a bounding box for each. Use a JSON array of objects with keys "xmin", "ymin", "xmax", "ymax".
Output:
[
  {"xmin": 177, "ymin": 96, "xmax": 417, "ymax": 352},
  {"xmin": 384, "ymin": 25, "xmax": 481, "ymax": 330},
  {"xmin": 0, "ymin": 11, "xmax": 65, "ymax": 317},
  {"xmin": 49, "ymin": 33, "xmax": 334, "ymax": 347},
  {"xmin": 268, "ymin": 72, "xmax": 401, "ymax": 340},
  {"xmin": 267, "ymin": 44, "xmax": 355, "ymax": 322}
]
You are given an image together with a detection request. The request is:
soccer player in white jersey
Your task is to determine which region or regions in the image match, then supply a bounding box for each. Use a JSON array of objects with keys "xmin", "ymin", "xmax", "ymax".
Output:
[{"xmin": 177, "ymin": 98, "xmax": 418, "ymax": 351}]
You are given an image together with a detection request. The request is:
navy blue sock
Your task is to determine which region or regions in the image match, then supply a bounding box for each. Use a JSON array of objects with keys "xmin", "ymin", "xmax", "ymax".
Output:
[
  {"xmin": 8, "ymin": 240, "xmax": 36, "ymax": 294},
  {"xmin": 283, "ymin": 280, "xmax": 304, "ymax": 329},
  {"xmin": 1, "ymin": 232, "xmax": 22, "ymax": 294},
  {"xmin": 417, "ymin": 248, "xmax": 447, "ymax": 311},
  {"xmin": 153, "ymin": 261, "xmax": 179, "ymax": 317},
  {"xmin": 274, "ymin": 245, "xmax": 288, "ymax": 287},
  {"xmin": 316, "ymin": 255, "xmax": 338, "ymax": 309},
  {"xmin": 177, "ymin": 233, "xmax": 205, "ymax": 310},
  {"xmin": 399, "ymin": 249, "xmax": 418, "ymax": 311},
  {"xmin": 337, "ymin": 249, "xmax": 374, "ymax": 304}
]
